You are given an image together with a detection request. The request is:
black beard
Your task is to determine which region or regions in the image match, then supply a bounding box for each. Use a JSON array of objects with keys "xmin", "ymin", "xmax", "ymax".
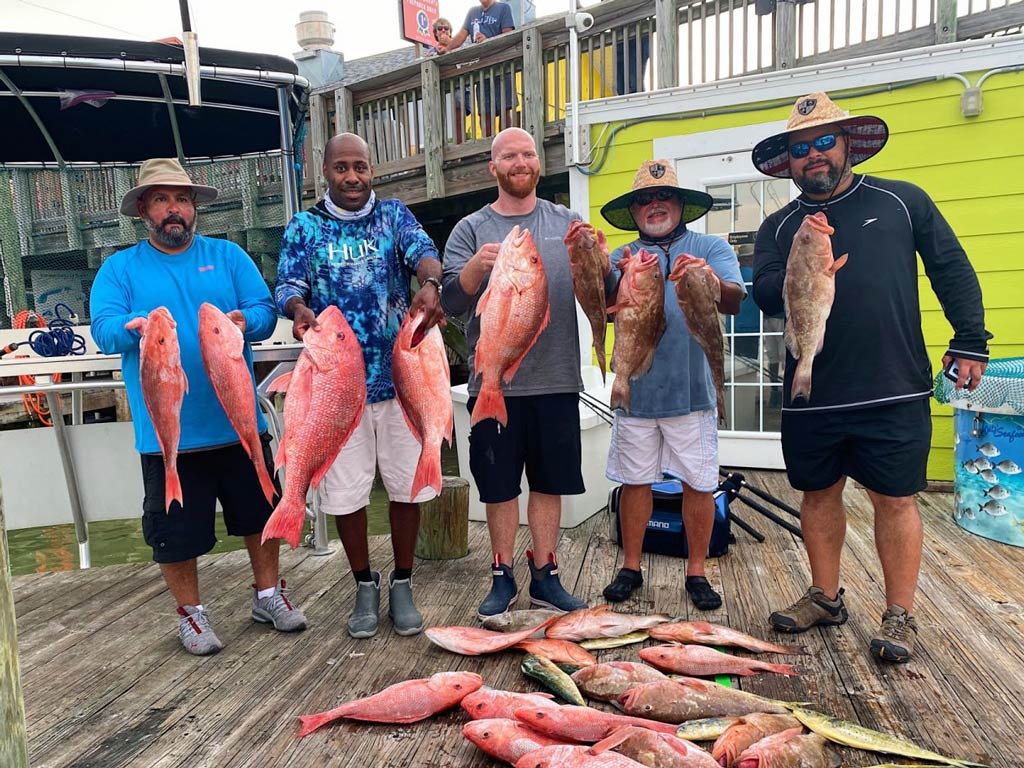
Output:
[
  {"xmin": 145, "ymin": 214, "xmax": 194, "ymax": 248},
  {"xmin": 799, "ymin": 161, "xmax": 849, "ymax": 195}
]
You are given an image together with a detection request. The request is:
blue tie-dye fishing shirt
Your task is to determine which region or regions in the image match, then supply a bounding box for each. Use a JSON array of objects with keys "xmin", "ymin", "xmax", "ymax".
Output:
[{"xmin": 275, "ymin": 199, "xmax": 439, "ymax": 403}]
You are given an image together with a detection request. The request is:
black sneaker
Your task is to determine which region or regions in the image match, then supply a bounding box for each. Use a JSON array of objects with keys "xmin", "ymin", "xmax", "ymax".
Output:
[
  {"xmin": 603, "ymin": 568, "xmax": 644, "ymax": 603},
  {"xmin": 528, "ymin": 550, "xmax": 587, "ymax": 613},
  {"xmin": 685, "ymin": 576, "xmax": 722, "ymax": 611},
  {"xmin": 477, "ymin": 556, "xmax": 519, "ymax": 619},
  {"xmin": 769, "ymin": 586, "xmax": 848, "ymax": 634}
]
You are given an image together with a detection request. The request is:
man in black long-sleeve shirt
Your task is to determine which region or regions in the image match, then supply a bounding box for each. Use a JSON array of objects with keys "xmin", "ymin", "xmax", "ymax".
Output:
[{"xmin": 751, "ymin": 92, "xmax": 991, "ymax": 663}]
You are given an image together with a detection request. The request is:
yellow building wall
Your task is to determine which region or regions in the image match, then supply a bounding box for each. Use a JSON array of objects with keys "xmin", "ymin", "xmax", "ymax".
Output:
[{"xmin": 585, "ymin": 73, "xmax": 1024, "ymax": 481}]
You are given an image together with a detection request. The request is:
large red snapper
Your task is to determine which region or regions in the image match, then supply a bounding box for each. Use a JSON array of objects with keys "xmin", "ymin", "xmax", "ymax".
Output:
[
  {"xmin": 198, "ymin": 303, "xmax": 276, "ymax": 506},
  {"xmin": 426, "ymin": 616, "xmax": 559, "ymax": 656},
  {"xmin": 516, "ymin": 638, "xmax": 598, "ymax": 667},
  {"xmin": 127, "ymin": 306, "xmax": 188, "ymax": 512},
  {"xmin": 296, "ymin": 670, "xmax": 482, "ymax": 737},
  {"xmin": 546, "ymin": 605, "xmax": 672, "ymax": 642},
  {"xmin": 649, "ymin": 621, "xmax": 805, "ymax": 655},
  {"xmin": 261, "ymin": 306, "xmax": 366, "ymax": 548},
  {"xmin": 639, "ymin": 644, "xmax": 798, "ymax": 678},
  {"xmin": 565, "ymin": 220, "xmax": 611, "ymax": 382},
  {"xmin": 783, "ymin": 213, "xmax": 848, "ymax": 403},
  {"xmin": 514, "ymin": 704, "xmax": 680, "ymax": 742},
  {"xmin": 608, "ymin": 248, "xmax": 666, "ymax": 413},
  {"xmin": 464, "ymin": 718, "xmax": 567, "ymax": 764},
  {"xmin": 391, "ymin": 309, "xmax": 453, "ymax": 498},
  {"xmin": 472, "ymin": 225, "xmax": 551, "ymax": 427},
  {"xmin": 461, "ymin": 687, "xmax": 559, "ymax": 720},
  {"xmin": 592, "ymin": 726, "xmax": 722, "ymax": 768}
]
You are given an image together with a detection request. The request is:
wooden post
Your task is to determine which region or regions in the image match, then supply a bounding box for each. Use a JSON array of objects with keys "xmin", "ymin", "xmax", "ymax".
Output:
[
  {"xmin": 420, "ymin": 59, "xmax": 447, "ymax": 200},
  {"xmin": 334, "ymin": 86, "xmax": 355, "ymax": 135},
  {"xmin": 935, "ymin": 0, "xmax": 958, "ymax": 43},
  {"xmin": 0, "ymin": 479, "xmax": 30, "ymax": 767},
  {"xmin": 655, "ymin": 0, "xmax": 679, "ymax": 90},
  {"xmin": 773, "ymin": 0, "xmax": 798, "ymax": 71},
  {"xmin": 308, "ymin": 93, "xmax": 331, "ymax": 200},
  {"xmin": 522, "ymin": 28, "xmax": 547, "ymax": 176},
  {"xmin": 415, "ymin": 476, "xmax": 470, "ymax": 560}
]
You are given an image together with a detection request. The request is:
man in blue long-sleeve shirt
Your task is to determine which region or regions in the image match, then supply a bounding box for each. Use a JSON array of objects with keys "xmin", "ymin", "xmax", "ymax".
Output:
[{"xmin": 90, "ymin": 158, "xmax": 307, "ymax": 656}]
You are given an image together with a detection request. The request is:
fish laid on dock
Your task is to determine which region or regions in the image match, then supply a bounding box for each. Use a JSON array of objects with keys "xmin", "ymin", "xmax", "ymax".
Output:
[
  {"xmin": 732, "ymin": 726, "xmax": 833, "ymax": 768},
  {"xmin": 515, "ymin": 744, "xmax": 649, "ymax": 768},
  {"xmin": 711, "ymin": 714, "xmax": 802, "ymax": 766},
  {"xmin": 580, "ymin": 631, "xmax": 651, "ymax": 650},
  {"xmin": 592, "ymin": 725, "xmax": 721, "ymax": 768},
  {"xmin": 788, "ymin": 707, "xmax": 988, "ymax": 767},
  {"xmin": 546, "ymin": 605, "xmax": 672, "ymax": 642},
  {"xmin": 483, "ymin": 609, "xmax": 563, "ymax": 634},
  {"xmin": 464, "ymin": 718, "xmax": 566, "ymax": 765},
  {"xmin": 620, "ymin": 679, "xmax": 792, "ymax": 722},
  {"xmin": 648, "ymin": 621, "xmax": 805, "ymax": 655},
  {"xmin": 427, "ymin": 616, "xmax": 559, "ymax": 656},
  {"xmin": 521, "ymin": 653, "xmax": 587, "ymax": 705},
  {"xmin": 296, "ymin": 671, "xmax": 483, "ymax": 736},
  {"xmin": 514, "ymin": 703, "xmax": 680, "ymax": 742},
  {"xmin": 462, "ymin": 687, "xmax": 558, "ymax": 720},
  {"xmin": 640, "ymin": 644, "xmax": 798, "ymax": 678},
  {"xmin": 572, "ymin": 661, "xmax": 668, "ymax": 702},
  {"xmin": 128, "ymin": 306, "xmax": 187, "ymax": 512},
  {"xmin": 517, "ymin": 638, "xmax": 598, "ymax": 667}
]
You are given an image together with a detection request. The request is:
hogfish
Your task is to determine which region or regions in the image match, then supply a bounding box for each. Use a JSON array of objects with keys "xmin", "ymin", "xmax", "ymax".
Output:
[{"xmin": 782, "ymin": 212, "xmax": 847, "ymax": 402}]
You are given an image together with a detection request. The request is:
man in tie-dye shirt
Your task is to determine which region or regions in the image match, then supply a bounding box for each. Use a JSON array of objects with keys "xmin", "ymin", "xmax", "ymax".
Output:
[{"xmin": 276, "ymin": 133, "xmax": 444, "ymax": 640}]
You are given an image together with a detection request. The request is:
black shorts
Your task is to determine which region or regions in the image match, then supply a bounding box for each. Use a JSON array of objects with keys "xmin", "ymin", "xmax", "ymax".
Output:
[
  {"xmin": 467, "ymin": 392, "xmax": 585, "ymax": 504},
  {"xmin": 141, "ymin": 433, "xmax": 280, "ymax": 563},
  {"xmin": 781, "ymin": 398, "xmax": 931, "ymax": 497}
]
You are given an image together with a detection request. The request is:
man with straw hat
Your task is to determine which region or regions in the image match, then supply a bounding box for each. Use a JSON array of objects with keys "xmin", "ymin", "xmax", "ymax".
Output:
[
  {"xmin": 751, "ymin": 92, "xmax": 991, "ymax": 662},
  {"xmin": 598, "ymin": 160, "xmax": 745, "ymax": 611},
  {"xmin": 91, "ymin": 158, "xmax": 308, "ymax": 656}
]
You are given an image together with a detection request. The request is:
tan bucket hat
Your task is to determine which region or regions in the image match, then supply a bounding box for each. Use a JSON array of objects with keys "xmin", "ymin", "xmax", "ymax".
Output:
[
  {"xmin": 752, "ymin": 92, "xmax": 888, "ymax": 179},
  {"xmin": 119, "ymin": 158, "xmax": 218, "ymax": 216},
  {"xmin": 600, "ymin": 160, "xmax": 714, "ymax": 231}
]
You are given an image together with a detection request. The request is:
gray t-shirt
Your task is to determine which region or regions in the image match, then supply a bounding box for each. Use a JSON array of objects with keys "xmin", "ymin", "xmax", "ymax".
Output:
[{"xmin": 442, "ymin": 199, "xmax": 584, "ymax": 397}]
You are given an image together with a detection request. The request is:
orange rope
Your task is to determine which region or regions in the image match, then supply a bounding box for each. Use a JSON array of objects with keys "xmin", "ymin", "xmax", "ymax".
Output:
[{"xmin": 13, "ymin": 310, "xmax": 61, "ymax": 427}]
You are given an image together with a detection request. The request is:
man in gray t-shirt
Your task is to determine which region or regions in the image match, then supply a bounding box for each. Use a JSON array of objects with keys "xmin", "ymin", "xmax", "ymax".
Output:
[
  {"xmin": 442, "ymin": 127, "xmax": 589, "ymax": 618},
  {"xmin": 599, "ymin": 160, "xmax": 745, "ymax": 612}
]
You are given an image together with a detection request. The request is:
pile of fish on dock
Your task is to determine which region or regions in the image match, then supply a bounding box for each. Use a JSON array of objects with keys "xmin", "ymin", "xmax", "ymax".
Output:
[{"xmin": 297, "ymin": 606, "xmax": 986, "ymax": 768}]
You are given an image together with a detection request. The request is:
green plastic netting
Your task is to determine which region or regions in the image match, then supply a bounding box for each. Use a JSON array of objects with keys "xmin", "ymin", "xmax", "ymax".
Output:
[
  {"xmin": 0, "ymin": 157, "xmax": 292, "ymax": 329},
  {"xmin": 934, "ymin": 357, "xmax": 1024, "ymax": 416}
]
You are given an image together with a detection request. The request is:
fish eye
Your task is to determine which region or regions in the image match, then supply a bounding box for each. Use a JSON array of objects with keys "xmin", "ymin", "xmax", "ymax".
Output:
[
  {"xmin": 337, "ymin": 331, "xmax": 345, "ymax": 339},
  {"xmin": 214, "ymin": 327, "xmax": 220, "ymax": 334},
  {"xmin": 158, "ymin": 338, "xmax": 165, "ymax": 345},
  {"xmin": 455, "ymin": 684, "xmax": 463, "ymax": 690},
  {"xmin": 643, "ymin": 705, "xmax": 652, "ymax": 712}
]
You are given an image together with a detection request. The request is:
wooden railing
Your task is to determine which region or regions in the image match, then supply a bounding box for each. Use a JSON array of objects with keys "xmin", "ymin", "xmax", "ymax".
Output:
[{"xmin": 305, "ymin": 0, "xmax": 1022, "ymax": 201}]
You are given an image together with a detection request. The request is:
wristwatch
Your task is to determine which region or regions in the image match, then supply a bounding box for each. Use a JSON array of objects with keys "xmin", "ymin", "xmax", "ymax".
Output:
[{"xmin": 421, "ymin": 276, "xmax": 442, "ymax": 295}]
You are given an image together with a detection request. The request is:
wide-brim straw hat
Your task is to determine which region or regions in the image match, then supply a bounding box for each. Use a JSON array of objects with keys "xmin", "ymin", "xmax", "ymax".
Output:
[
  {"xmin": 119, "ymin": 157, "xmax": 218, "ymax": 216},
  {"xmin": 752, "ymin": 92, "xmax": 889, "ymax": 179},
  {"xmin": 600, "ymin": 160, "xmax": 714, "ymax": 231}
]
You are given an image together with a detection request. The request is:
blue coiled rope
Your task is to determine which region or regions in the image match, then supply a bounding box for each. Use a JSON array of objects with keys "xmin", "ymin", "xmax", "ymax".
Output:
[{"xmin": 28, "ymin": 303, "xmax": 87, "ymax": 357}]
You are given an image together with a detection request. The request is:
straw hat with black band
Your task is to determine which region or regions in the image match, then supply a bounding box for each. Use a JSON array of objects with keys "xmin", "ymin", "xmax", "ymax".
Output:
[
  {"xmin": 119, "ymin": 157, "xmax": 218, "ymax": 216},
  {"xmin": 600, "ymin": 160, "xmax": 714, "ymax": 231},
  {"xmin": 751, "ymin": 92, "xmax": 888, "ymax": 179}
]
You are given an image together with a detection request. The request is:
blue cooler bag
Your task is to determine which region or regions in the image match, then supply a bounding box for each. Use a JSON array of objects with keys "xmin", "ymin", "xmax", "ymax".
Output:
[{"xmin": 607, "ymin": 479, "xmax": 732, "ymax": 558}]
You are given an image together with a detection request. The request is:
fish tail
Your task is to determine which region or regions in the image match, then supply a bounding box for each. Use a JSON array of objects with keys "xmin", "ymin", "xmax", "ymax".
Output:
[
  {"xmin": 254, "ymin": 453, "xmax": 278, "ymax": 507},
  {"xmin": 411, "ymin": 448, "xmax": 442, "ymax": 499},
  {"xmin": 296, "ymin": 706, "xmax": 350, "ymax": 738},
  {"xmin": 764, "ymin": 662, "xmax": 798, "ymax": 676},
  {"xmin": 595, "ymin": 343, "xmax": 607, "ymax": 384},
  {"xmin": 471, "ymin": 383, "xmax": 507, "ymax": 427},
  {"xmin": 164, "ymin": 464, "xmax": 183, "ymax": 513},
  {"xmin": 261, "ymin": 497, "xmax": 305, "ymax": 549},
  {"xmin": 610, "ymin": 376, "xmax": 630, "ymax": 413},
  {"xmin": 790, "ymin": 356, "xmax": 814, "ymax": 402}
]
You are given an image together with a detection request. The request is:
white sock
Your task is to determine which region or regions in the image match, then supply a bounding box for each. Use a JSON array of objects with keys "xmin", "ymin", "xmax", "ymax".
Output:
[
  {"xmin": 193, "ymin": 604, "xmax": 204, "ymax": 612},
  {"xmin": 256, "ymin": 587, "xmax": 276, "ymax": 600}
]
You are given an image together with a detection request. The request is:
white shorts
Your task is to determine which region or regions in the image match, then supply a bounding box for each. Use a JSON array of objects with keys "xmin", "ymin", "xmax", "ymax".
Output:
[
  {"xmin": 319, "ymin": 398, "xmax": 439, "ymax": 515},
  {"xmin": 606, "ymin": 409, "xmax": 719, "ymax": 492}
]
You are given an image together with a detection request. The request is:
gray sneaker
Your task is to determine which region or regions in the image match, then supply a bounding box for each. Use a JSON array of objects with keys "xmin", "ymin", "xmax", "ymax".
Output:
[
  {"xmin": 252, "ymin": 580, "xmax": 307, "ymax": 632},
  {"xmin": 388, "ymin": 571, "xmax": 424, "ymax": 636},
  {"xmin": 870, "ymin": 605, "xmax": 918, "ymax": 663},
  {"xmin": 349, "ymin": 572, "xmax": 381, "ymax": 639},
  {"xmin": 769, "ymin": 586, "xmax": 848, "ymax": 634},
  {"xmin": 177, "ymin": 605, "xmax": 224, "ymax": 656}
]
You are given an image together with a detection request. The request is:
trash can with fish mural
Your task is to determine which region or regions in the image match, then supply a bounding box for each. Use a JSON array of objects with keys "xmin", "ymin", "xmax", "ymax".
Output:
[{"xmin": 935, "ymin": 357, "xmax": 1024, "ymax": 547}]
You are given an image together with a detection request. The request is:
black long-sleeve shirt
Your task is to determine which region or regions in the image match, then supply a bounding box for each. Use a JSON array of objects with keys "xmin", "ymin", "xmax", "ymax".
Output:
[{"xmin": 752, "ymin": 174, "xmax": 991, "ymax": 413}]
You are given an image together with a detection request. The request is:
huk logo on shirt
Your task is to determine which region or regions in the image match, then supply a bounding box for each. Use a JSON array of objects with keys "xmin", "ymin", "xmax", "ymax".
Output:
[
  {"xmin": 198, "ymin": 265, "xmax": 215, "ymax": 272},
  {"xmin": 327, "ymin": 238, "xmax": 379, "ymax": 261}
]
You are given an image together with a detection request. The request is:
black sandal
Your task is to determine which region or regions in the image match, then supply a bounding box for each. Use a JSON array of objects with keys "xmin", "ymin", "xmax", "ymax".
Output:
[
  {"xmin": 602, "ymin": 568, "xmax": 643, "ymax": 603},
  {"xmin": 686, "ymin": 576, "xmax": 722, "ymax": 611}
]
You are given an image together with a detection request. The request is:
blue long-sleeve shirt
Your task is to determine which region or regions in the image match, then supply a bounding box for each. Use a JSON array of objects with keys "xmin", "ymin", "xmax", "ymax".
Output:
[{"xmin": 90, "ymin": 235, "xmax": 276, "ymax": 454}]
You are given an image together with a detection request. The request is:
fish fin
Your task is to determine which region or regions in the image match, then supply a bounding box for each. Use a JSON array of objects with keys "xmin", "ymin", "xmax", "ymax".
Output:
[
  {"xmin": 311, "ymin": 399, "xmax": 366, "ymax": 490},
  {"xmin": 606, "ymin": 302, "xmax": 625, "ymax": 314},
  {"xmin": 394, "ymin": 388, "xmax": 424, "ymax": 446},
  {"xmin": 267, "ymin": 370, "xmax": 293, "ymax": 393},
  {"xmin": 830, "ymin": 253, "xmax": 848, "ymax": 273},
  {"xmin": 475, "ymin": 285, "xmax": 493, "ymax": 317},
  {"xmin": 595, "ymin": 343, "xmax": 607, "ymax": 384},
  {"xmin": 181, "ymin": 369, "xmax": 189, "ymax": 395},
  {"xmin": 791, "ymin": 356, "xmax": 814, "ymax": 402},
  {"xmin": 165, "ymin": 464, "xmax": 183, "ymax": 513},
  {"xmin": 261, "ymin": 498, "xmax": 305, "ymax": 549},
  {"xmin": 470, "ymin": 383, "xmax": 508, "ymax": 427},
  {"xmin": 296, "ymin": 706, "xmax": 350, "ymax": 738},
  {"xmin": 444, "ymin": 412, "xmax": 453, "ymax": 448},
  {"xmin": 610, "ymin": 376, "xmax": 630, "ymax": 413},
  {"xmin": 410, "ymin": 447, "xmax": 442, "ymax": 499},
  {"xmin": 590, "ymin": 727, "xmax": 633, "ymax": 754},
  {"xmin": 503, "ymin": 303, "xmax": 550, "ymax": 385}
]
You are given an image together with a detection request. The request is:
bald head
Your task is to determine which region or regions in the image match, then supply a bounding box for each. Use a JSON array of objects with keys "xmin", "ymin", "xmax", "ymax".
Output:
[
  {"xmin": 491, "ymin": 127, "xmax": 535, "ymax": 161},
  {"xmin": 323, "ymin": 132, "xmax": 374, "ymax": 211}
]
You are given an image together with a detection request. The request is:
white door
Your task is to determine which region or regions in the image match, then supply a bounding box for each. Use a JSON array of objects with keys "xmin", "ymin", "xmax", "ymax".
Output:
[{"xmin": 667, "ymin": 132, "xmax": 796, "ymax": 469}]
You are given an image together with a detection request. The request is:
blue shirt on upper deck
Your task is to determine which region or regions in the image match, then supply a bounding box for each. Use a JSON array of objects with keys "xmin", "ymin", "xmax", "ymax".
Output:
[
  {"xmin": 275, "ymin": 198, "xmax": 439, "ymax": 404},
  {"xmin": 89, "ymin": 234, "xmax": 276, "ymax": 454},
  {"xmin": 608, "ymin": 229, "xmax": 745, "ymax": 419},
  {"xmin": 462, "ymin": 1, "xmax": 515, "ymax": 39}
]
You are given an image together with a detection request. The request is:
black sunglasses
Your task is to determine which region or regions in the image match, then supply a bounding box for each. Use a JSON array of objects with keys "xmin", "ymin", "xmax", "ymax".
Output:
[
  {"xmin": 434, "ymin": 25, "xmax": 451, "ymax": 32},
  {"xmin": 633, "ymin": 189, "xmax": 677, "ymax": 207},
  {"xmin": 788, "ymin": 133, "xmax": 840, "ymax": 159}
]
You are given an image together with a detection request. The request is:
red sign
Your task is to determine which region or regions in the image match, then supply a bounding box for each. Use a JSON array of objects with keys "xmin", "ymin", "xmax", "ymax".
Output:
[{"xmin": 398, "ymin": 0, "xmax": 440, "ymax": 47}]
